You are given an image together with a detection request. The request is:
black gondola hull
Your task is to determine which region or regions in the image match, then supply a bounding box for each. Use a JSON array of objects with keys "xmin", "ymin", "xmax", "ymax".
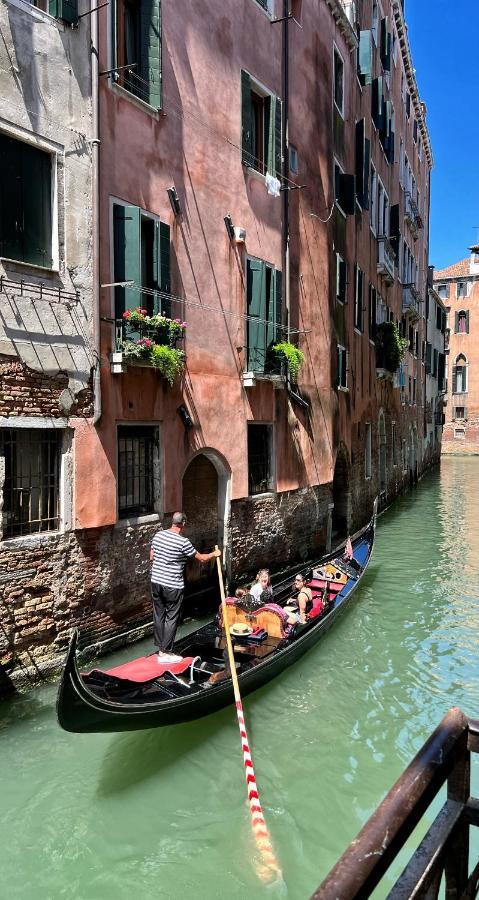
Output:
[{"xmin": 57, "ymin": 518, "xmax": 376, "ymax": 733}]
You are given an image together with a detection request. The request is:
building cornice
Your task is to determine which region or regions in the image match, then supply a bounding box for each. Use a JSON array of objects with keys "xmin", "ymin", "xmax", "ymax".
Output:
[
  {"xmin": 324, "ymin": 0, "xmax": 358, "ymax": 50},
  {"xmin": 391, "ymin": 1, "xmax": 433, "ymax": 170},
  {"xmin": 433, "ymin": 273, "xmax": 479, "ymax": 285}
]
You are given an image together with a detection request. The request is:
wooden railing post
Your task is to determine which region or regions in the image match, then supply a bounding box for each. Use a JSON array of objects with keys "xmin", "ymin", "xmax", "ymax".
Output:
[{"xmin": 445, "ymin": 728, "xmax": 471, "ymax": 898}]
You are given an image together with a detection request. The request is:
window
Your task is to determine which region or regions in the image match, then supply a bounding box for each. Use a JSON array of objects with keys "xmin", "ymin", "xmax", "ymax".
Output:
[
  {"xmin": 436, "ymin": 284, "xmax": 449, "ymax": 300},
  {"xmin": 377, "ymin": 180, "xmax": 389, "ymax": 236},
  {"xmin": 454, "ymin": 406, "xmax": 465, "ymax": 419},
  {"xmin": 118, "ymin": 425, "xmax": 158, "ymax": 518},
  {"xmin": 454, "ymin": 427, "xmax": 465, "ymax": 439},
  {"xmin": 453, "ymin": 355, "xmax": 468, "ymax": 394},
  {"xmin": 333, "ymin": 47, "xmax": 344, "ymax": 117},
  {"xmin": 246, "ymin": 257, "xmax": 282, "ymax": 373},
  {"xmin": 337, "ymin": 344, "xmax": 348, "ymax": 389},
  {"xmin": 355, "ymin": 119, "xmax": 370, "ymax": 209},
  {"xmin": 370, "ymin": 162, "xmax": 377, "ymax": 234},
  {"xmin": 241, "ymin": 71, "xmax": 281, "ymax": 176},
  {"xmin": 30, "ymin": 0, "xmax": 77, "ymax": 21},
  {"xmin": 455, "ymin": 310, "xmax": 469, "ymax": 334},
  {"xmin": 357, "ymin": 30, "xmax": 373, "ymax": 86},
  {"xmin": 406, "ymin": 91, "xmax": 411, "ymax": 119},
  {"xmin": 369, "ymin": 283, "xmax": 377, "ymax": 339},
  {"xmin": 0, "ymin": 134, "xmax": 53, "ymax": 268},
  {"xmin": 334, "ymin": 159, "xmax": 355, "ymax": 215},
  {"xmin": 335, "ymin": 252, "xmax": 347, "ymax": 304},
  {"xmin": 248, "ymin": 423, "xmax": 274, "ymax": 495},
  {"xmin": 392, "ymin": 423, "xmax": 397, "ymax": 466},
  {"xmin": 354, "ymin": 265, "xmax": 364, "ymax": 331},
  {"xmin": 113, "ymin": 203, "xmax": 170, "ymax": 319},
  {"xmin": 289, "ymin": 145, "xmax": 299, "ymax": 175},
  {"xmin": 1, "ymin": 429, "xmax": 60, "ymax": 538},
  {"xmin": 111, "ymin": 0, "xmax": 161, "ymax": 107},
  {"xmin": 457, "ymin": 281, "xmax": 470, "ymax": 299},
  {"xmin": 365, "ymin": 423, "xmax": 372, "ymax": 479}
]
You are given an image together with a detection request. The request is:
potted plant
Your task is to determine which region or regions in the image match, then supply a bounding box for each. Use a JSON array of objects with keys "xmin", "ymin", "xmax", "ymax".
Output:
[
  {"xmin": 151, "ymin": 344, "xmax": 185, "ymax": 384},
  {"xmin": 272, "ymin": 341, "xmax": 305, "ymax": 382},
  {"xmin": 375, "ymin": 322, "xmax": 408, "ymax": 373}
]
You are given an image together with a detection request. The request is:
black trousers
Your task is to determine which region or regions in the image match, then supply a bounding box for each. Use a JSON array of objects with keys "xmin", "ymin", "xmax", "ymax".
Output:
[{"xmin": 151, "ymin": 583, "xmax": 184, "ymax": 652}]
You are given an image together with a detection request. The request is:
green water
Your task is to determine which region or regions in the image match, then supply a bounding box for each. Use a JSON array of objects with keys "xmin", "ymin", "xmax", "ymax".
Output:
[{"xmin": 2, "ymin": 457, "xmax": 479, "ymax": 900}]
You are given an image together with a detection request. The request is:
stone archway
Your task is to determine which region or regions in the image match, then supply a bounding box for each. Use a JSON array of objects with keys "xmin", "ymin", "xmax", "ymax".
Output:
[
  {"xmin": 332, "ymin": 445, "xmax": 351, "ymax": 540},
  {"xmin": 182, "ymin": 449, "xmax": 231, "ymax": 600}
]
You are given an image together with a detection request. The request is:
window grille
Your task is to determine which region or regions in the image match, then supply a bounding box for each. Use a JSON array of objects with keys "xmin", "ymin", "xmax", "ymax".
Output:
[
  {"xmin": 248, "ymin": 424, "xmax": 273, "ymax": 495},
  {"xmin": 1, "ymin": 429, "xmax": 60, "ymax": 538},
  {"xmin": 118, "ymin": 425, "xmax": 157, "ymax": 518}
]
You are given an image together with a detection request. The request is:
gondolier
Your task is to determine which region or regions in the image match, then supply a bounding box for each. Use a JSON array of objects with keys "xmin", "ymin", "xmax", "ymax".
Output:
[{"xmin": 150, "ymin": 512, "xmax": 221, "ymax": 663}]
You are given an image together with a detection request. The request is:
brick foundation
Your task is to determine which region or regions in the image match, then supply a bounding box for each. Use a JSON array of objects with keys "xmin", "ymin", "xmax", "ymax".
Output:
[{"xmin": 0, "ymin": 356, "xmax": 93, "ymax": 418}]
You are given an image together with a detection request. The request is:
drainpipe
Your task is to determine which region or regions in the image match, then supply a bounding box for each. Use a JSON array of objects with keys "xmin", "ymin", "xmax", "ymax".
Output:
[
  {"xmin": 282, "ymin": 0, "xmax": 290, "ymax": 341},
  {"xmin": 91, "ymin": 1, "xmax": 101, "ymax": 424}
]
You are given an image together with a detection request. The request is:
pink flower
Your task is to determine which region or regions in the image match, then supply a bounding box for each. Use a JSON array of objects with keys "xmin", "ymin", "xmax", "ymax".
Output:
[
  {"xmin": 123, "ymin": 310, "xmax": 131, "ymax": 319},
  {"xmin": 181, "ymin": 322, "xmax": 187, "ymax": 328},
  {"xmin": 139, "ymin": 338, "xmax": 152, "ymax": 348},
  {"xmin": 136, "ymin": 308, "xmax": 147, "ymax": 316},
  {"xmin": 174, "ymin": 318, "xmax": 181, "ymax": 323}
]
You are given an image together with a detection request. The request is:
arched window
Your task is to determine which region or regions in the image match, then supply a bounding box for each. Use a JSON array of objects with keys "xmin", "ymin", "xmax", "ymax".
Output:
[
  {"xmin": 456, "ymin": 310, "xmax": 469, "ymax": 334},
  {"xmin": 453, "ymin": 354, "xmax": 468, "ymax": 393}
]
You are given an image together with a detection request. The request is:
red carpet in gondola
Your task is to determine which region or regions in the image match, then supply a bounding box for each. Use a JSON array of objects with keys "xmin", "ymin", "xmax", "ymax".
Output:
[{"xmin": 83, "ymin": 656, "xmax": 196, "ymax": 684}]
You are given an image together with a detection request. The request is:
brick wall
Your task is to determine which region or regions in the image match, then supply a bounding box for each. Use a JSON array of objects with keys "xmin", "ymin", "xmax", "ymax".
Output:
[{"xmin": 0, "ymin": 356, "xmax": 93, "ymax": 418}]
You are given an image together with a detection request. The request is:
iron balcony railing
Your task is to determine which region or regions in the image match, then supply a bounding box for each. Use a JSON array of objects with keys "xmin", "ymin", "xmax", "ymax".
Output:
[
  {"xmin": 402, "ymin": 283, "xmax": 421, "ymax": 319},
  {"xmin": 313, "ymin": 709, "xmax": 479, "ymax": 900},
  {"xmin": 404, "ymin": 190, "xmax": 423, "ymax": 236},
  {"xmin": 377, "ymin": 235, "xmax": 395, "ymax": 284}
]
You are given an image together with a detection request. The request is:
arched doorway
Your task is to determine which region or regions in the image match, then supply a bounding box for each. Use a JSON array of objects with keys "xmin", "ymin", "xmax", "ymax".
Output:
[
  {"xmin": 182, "ymin": 450, "xmax": 231, "ymax": 603},
  {"xmin": 332, "ymin": 446, "xmax": 350, "ymax": 540},
  {"xmin": 378, "ymin": 410, "xmax": 387, "ymax": 493}
]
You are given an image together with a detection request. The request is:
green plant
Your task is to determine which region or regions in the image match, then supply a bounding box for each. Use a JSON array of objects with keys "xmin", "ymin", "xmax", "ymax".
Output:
[
  {"xmin": 375, "ymin": 322, "xmax": 408, "ymax": 373},
  {"xmin": 150, "ymin": 344, "xmax": 185, "ymax": 384},
  {"xmin": 272, "ymin": 341, "xmax": 305, "ymax": 382},
  {"xmin": 120, "ymin": 338, "xmax": 153, "ymax": 360}
]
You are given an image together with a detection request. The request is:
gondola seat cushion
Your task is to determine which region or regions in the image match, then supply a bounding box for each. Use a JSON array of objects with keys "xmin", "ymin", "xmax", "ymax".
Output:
[
  {"xmin": 83, "ymin": 656, "xmax": 198, "ymax": 684},
  {"xmin": 221, "ymin": 598, "xmax": 289, "ymax": 638}
]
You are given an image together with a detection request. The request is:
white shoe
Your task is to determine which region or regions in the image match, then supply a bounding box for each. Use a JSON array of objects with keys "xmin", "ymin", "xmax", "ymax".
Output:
[{"xmin": 158, "ymin": 652, "xmax": 183, "ymax": 664}]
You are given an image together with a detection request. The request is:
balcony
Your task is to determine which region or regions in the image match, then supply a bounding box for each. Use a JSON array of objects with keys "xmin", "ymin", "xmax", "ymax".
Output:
[
  {"xmin": 110, "ymin": 311, "xmax": 186, "ymax": 384},
  {"xmin": 242, "ymin": 345, "xmax": 285, "ymax": 389},
  {"xmin": 404, "ymin": 191, "xmax": 423, "ymax": 239},
  {"xmin": 402, "ymin": 283, "xmax": 421, "ymax": 321},
  {"xmin": 377, "ymin": 236, "xmax": 395, "ymax": 284}
]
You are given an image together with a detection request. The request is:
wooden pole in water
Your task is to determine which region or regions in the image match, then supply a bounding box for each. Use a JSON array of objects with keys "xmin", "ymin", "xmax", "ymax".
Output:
[{"xmin": 215, "ymin": 548, "xmax": 282, "ymax": 883}]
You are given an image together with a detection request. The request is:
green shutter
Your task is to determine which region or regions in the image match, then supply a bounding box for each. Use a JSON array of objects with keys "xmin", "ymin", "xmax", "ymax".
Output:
[
  {"xmin": 363, "ymin": 138, "xmax": 370, "ymax": 209},
  {"xmin": 274, "ymin": 97, "xmax": 282, "ymax": 177},
  {"xmin": 49, "ymin": 0, "xmax": 78, "ymax": 23},
  {"xmin": 110, "ymin": 0, "xmax": 118, "ymax": 71},
  {"xmin": 159, "ymin": 221, "xmax": 170, "ymax": 315},
  {"xmin": 355, "ymin": 119, "xmax": 364, "ymax": 204},
  {"xmin": 274, "ymin": 269, "xmax": 283, "ymax": 331},
  {"xmin": 140, "ymin": 0, "xmax": 161, "ymax": 107},
  {"xmin": 0, "ymin": 134, "xmax": 23, "ymax": 262},
  {"xmin": 358, "ymin": 31, "xmax": 373, "ymax": 85},
  {"xmin": 113, "ymin": 203, "xmax": 141, "ymax": 317},
  {"xmin": 380, "ymin": 18, "xmax": 391, "ymax": 71},
  {"xmin": 455, "ymin": 312, "xmax": 459, "ymax": 333},
  {"xmin": 241, "ymin": 71, "xmax": 254, "ymax": 167},
  {"xmin": 452, "ymin": 366, "xmax": 457, "ymax": 393},
  {"xmin": 246, "ymin": 258, "xmax": 266, "ymax": 372},
  {"xmin": 466, "ymin": 310, "xmax": 470, "ymax": 333},
  {"xmin": 22, "ymin": 142, "xmax": 52, "ymax": 268}
]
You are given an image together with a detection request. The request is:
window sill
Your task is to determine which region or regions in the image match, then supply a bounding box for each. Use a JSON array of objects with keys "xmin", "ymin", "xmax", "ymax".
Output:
[
  {"xmin": 116, "ymin": 513, "xmax": 161, "ymax": 529},
  {"xmin": 1, "ymin": 529, "xmax": 63, "ymax": 548},
  {"xmin": 337, "ymin": 385, "xmax": 349, "ymax": 392},
  {"xmin": 0, "ymin": 257, "xmax": 59, "ymax": 276},
  {"xmin": 248, "ymin": 491, "xmax": 276, "ymax": 501},
  {"xmin": 110, "ymin": 82, "xmax": 162, "ymax": 119}
]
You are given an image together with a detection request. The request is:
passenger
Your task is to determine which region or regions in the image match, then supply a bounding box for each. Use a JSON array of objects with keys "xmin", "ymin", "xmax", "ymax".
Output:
[
  {"xmin": 286, "ymin": 573, "xmax": 313, "ymax": 625},
  {"xmin": 249, "ymin": 569, "xmax": 273, "ymax": 604},
  {"xmin": 234, "ymin": 587, "xmax": 246, "ymax": 600}
]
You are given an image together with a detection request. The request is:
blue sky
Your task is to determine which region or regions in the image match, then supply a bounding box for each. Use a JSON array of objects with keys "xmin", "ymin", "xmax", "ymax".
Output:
[{"xmin": 406, "ymin": 1, "xmax": 479, "ymax": 269}]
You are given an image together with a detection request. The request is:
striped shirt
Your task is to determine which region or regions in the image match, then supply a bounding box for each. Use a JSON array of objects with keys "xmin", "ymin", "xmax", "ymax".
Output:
[{"xmin": 150, "ymin": 529, "xmax": 197, "ymax": 589}]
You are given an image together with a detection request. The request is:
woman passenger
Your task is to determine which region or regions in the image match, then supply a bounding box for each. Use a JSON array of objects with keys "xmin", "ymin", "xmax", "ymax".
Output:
[
  {"xmin": 287, "ymin": 573, "xmax": 313, "ymax": 625},
  {"xmin": 249, "ymin": 569, "xmax": 273, "ymax": 604}
]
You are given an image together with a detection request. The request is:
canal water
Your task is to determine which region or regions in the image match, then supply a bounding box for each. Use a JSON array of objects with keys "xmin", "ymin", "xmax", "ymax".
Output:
[{"xmin": 2, "ymin": 456, "xmax": 479, "ymax": 900}]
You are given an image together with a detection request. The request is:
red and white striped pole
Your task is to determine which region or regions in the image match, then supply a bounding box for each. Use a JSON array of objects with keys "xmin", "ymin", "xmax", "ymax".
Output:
[{"xmin": 215, "ymin": 550, "xmax": 282, "ymax": 884}]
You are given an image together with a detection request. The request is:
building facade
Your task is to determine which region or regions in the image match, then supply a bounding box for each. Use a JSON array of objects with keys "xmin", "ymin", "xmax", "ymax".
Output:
[
  {"xmin": 434, "ymin": 247, "xmax": 479, "ymax": 452},
  {"xmin": 0, "ymin": 0, "xmax": 435, "ymax": 686},
  {"xmin": 424, "ymin": 268, "xmax": 447, "ymax": 466}
]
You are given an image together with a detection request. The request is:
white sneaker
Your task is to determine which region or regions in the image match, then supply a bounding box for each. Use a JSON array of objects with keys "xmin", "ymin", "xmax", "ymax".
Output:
[{"xmin": 158, "ymin": 652, "xmax": 183, "ymax": 664}]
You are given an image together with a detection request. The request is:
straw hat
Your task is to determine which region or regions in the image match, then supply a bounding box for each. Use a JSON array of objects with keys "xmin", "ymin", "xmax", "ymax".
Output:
[{"xmin": 230, "ymin": 623, "xmax": 253, "ymax": 637}]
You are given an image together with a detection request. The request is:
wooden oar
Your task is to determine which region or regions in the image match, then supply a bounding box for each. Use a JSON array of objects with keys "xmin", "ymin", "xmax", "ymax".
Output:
[{"xmin": 215, "ymin": 548, "xmax": 282, "ymax": 884}]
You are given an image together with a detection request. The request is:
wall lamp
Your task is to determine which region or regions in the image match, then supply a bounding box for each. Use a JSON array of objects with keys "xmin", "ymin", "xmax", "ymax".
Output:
[
  {"xmin": 167, "ymin": 186, "xmax": 182, "ymax": 217},
  {"xmin": 101, "ymin": 280, "xmax": 134, "ymax": 289},
  {"xmin": 177, "ymin": 404, "xmax": 193, "ymax": 431},
  {"xmin": 224, "ymin": 215, "xmax": 246, "ymax": 244},
  {"xmin": 224, "ymin": 214, "xmax": 235, "ymax": 241}
]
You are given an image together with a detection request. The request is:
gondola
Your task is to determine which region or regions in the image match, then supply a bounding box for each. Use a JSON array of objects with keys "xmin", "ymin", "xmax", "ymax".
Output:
[{"xmin": 57, "ymin": 504, "xmax": 377, "ymax": 733}]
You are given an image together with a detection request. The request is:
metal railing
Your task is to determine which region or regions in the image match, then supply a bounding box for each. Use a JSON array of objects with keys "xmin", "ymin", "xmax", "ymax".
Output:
[
  {"xmin": 402, "ymin": 283, "xmax": 421, "ymax": 319},
  {"xmin": 312, "ymin": 708, "xmax": 479, "ymax": 899},
  {"xmin": 377, "ymin": 235, "xmax": 396, "ymax": 283}
]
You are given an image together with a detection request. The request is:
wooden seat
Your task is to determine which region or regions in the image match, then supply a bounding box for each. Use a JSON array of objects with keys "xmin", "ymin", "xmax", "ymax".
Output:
[{"xmin": 221, "ymin": 598, "xmax": 289, "ymax": 639}]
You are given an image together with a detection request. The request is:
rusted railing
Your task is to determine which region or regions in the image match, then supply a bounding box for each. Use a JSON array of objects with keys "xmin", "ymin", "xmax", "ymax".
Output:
[{"xmin": 312, "ymin": 708, "xmax": 479, "ymax": 899}]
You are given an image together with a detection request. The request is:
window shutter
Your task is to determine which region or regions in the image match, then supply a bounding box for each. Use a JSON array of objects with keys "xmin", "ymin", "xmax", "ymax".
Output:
[
  {"xmin": 389, "ymin": 205, "xmax": 400, "ymax": 259},
  {"xmin": 339, "ymin": 257, "xmax": 347, "ymax": 303},
  {"xmin": 358, "ymin": 31, "xmax": 373, "ymax": 85},
  {"xmin": 413, "ymin": 119, "xmax": 418, "ymax": 142},
  {"xmin": 22, "ymin": 142, "xmax": 52, "ymax": 268},
  {"xmin": 363, "ymin": 138, "xmax": 370, "ymax": 210},
  {"xmin": 246, "ymin": 258, "xmax": 266, "ymax": 372},
  {"xmin": 380, "ymin": 18, "xmax": 391, "ymax": 71},
  {"xmin": 425, "ymin": 342, "xmax": 432, "ymax": 374},
  {"xmin": 452, "ymin": 366, "xmax": 457, "ymax": 393},
  {"xmin": 406, "ymin": 92, "xmax": 411, "ymax": 118},
  {"xmin": 49, "ymin": 0, "xmax": 78, "ymax": 23},
  {"xmin": 274, "ymin": 269, "xmax": 283, "ymax": 331},
  {"xmin": 139, "ymin": 0, "xmax": 161, "ymax": 107},
  {"xmin": 274, "ymin": 97, "xmax": 282, "ymax": 177},
  {"xmin": 372, "ymin": 77, "xmax": 385, "ymax": 130},
  {"xmin": 369, "ymin": 284, "xmax": 377, "ymax": 339},
  {"xmin": 113, "ymin": 203, "xmax": 141, "ymax": 317},
  {"xmin": 355, "ymin": 119, "xmax": 364, "ymax": 205},
  {"xmin": 455, "ymin": 312, "xmax": 459, "ymax": 333},
  {"xmin": 466, "ymin": 310, "xmax": 470, "ymax": 333},
  {"xmin": 0, "ymin": 134, "xmax": 23, "ymax": 262},
  {"xmin": 442, "ymin": 310, "xmax": 447, "ymax": 333},
  {"xmin": 241, "ymin": 71, "xmax": 254, "ymax": 167},
  {"xmin": 339, "ymin": 174, "xmax": 356, "ymax": 215},
  {"xmin": 155, "ymin": 220, "xmax": 171, "ymax": 315}
]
